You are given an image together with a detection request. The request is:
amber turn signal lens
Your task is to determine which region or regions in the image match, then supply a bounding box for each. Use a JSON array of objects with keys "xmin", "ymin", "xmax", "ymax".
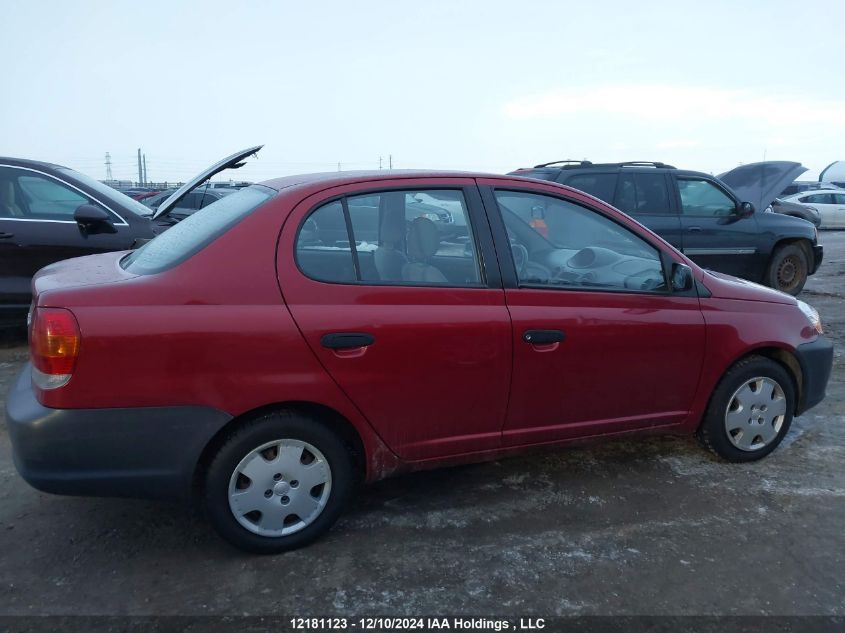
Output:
[{"xmin": 30, "ymin": 307, "xmax": 80, "ymax": 389}]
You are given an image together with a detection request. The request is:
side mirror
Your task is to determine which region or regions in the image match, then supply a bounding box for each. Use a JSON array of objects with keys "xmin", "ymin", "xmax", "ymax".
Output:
[
  {"xmin": 671, "ymin": 263, "xmax": 694, "ymax": 292},
  {"xmin": 74, "ymin": 204, "xmax": 115, "ymax": 235},
  {"xmin": 736, "ymin": 201, "xmax": 755, "ymax": 218}
]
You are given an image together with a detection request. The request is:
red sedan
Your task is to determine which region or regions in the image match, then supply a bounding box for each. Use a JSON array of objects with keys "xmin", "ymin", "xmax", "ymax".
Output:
[{"xmin": 6, "ymin": 170, "xmax": 833, "ymax": 553}]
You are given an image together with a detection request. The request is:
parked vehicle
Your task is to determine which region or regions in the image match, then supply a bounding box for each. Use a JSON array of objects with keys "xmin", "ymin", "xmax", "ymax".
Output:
[
  {"xmin": 510, "ymin": 160, "xmax": 823, "ymax": 295},
  {"xmin": 203, "ymin": 181, "xmax": 253, "ymax": 190},
  {"xmin": 6, "ymin": 169, "xmax": 833, "ymax": 553},
  {"xmin": 782, "ymin": 190, "xmax": 845, "ymax": 229},
  {"xmin": 768, "ymin": 198, "xmax": 821, "ymax": 227},
  {"xmin": 0, "ymin": 148, "xmax": 261, "ymax": 325},
  {"xmin": 144, "ymin": 187, "xmax": 239, "ymax": 223},
  {"xmin": 140, "ymin": 189, "xmax": 178, "ymax": 209},
  {"xmin": 779, "ymin": 181, "xmax": 843, "ymax": 198}
]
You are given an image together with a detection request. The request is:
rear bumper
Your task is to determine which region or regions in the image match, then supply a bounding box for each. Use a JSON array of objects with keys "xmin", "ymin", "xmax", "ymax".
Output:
[
  {"xmin": 5, "ymin": 363, "xmax": 232, "ymax": 500},
  {"xmin": 795, "ymin": 336, "xmax": 834, "ymax": 415},
  {"xmin": 811, "ymin": 245, "xmax": 823, "ymax": 274}
]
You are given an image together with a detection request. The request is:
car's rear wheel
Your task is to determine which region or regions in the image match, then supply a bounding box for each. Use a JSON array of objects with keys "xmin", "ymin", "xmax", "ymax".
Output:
[
  {"xmin": 767, "ymin": 243, "xmax": 808, "ymax": 295},
  {"xmin": 698, "ymin": 356, "xmax": 795, "ymax": 462},
  {"xmin": 203, "ymin": 411, "xmax": 356, "ymax": 553}
]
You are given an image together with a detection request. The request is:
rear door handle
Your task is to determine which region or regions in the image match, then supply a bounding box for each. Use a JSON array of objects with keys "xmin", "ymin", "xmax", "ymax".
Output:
[
  {"xmin": 0, "ymin": 232, "xmax": 14, "ymax": 239},
  {"xmin": 687, "ymin": 226, "xmax": 702, "ymax": 233},
  {"xmin": 321, "ymin": 332, "xmax": 375, "ymax": 349},
  {"xmin": 523, "ymin": 329, "xmax": 565, "ymax": 345}
]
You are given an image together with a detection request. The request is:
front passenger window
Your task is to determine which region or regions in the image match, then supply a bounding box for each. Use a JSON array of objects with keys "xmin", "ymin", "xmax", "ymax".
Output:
[
  {"xmin": 494, "ymin": 190, "xmax": 667, "ymax": 292},
  {"xmin": 11, "ymin": 172, "xmax": 89, "ymax": 219},
  {"xmin": 678, "ymin": 179, "xmax": 736, "ymax": 217}
]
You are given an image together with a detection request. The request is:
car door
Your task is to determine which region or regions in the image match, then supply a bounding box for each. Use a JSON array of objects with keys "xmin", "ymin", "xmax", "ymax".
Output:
[
  {"xmin": 832, "ymin": 194, "xmax": 845, "ymax": 228},
  {"xmin": 0, "ymin": 166, "xmax": 135, "ymax": 307},
  {"xmin": 800, "ymin": 193, "xmax": 840, "ymax": 228},
  {"xmin": 277, "ymin": 178, "xmax": 512, "ymax": 461},
  {"xmin": 478, "ymin": 180, "xmax": 706, "ymax": 446},
  {"xmin": 673, "ymin": 175, "xmax": 761, "ymax": 279},
  {"xmin": 611, "ymin": 171, "xmax": 683, "ymax": 250}
]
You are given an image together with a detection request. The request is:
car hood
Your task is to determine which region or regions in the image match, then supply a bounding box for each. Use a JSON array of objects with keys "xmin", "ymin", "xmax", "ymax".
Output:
[
  {"xmin": 700, "ymin": 269, "xmax": 796, "ymax": 305},
  {"xmin": 152, "ymin": 145, "xmax": 262, "ymax": 220},
  {"xmin": 718, "ymin": 161, "xmax": 807, "ymax": 213}
]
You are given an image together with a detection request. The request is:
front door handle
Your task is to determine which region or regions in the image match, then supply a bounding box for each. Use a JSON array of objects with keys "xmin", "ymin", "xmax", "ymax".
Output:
[
  {"xmin": 687, "ymin": 226, "xmax": 702, "ymax": 233},
  {"xmin": 321, "ymin": 332, "xmax": 375, "ymax": 349},
  {"xmin": 523, "ymin": 329, "xmax": 565, "ymax": 345},
  {"xmin": 0, "ymin": 232, "xmax": 14, "ymax": 239}
]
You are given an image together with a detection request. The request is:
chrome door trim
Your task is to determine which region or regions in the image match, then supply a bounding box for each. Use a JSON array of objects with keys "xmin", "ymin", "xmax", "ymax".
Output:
[{"xmin": 0, "ymin": 164, "xmax": 129, "ymax": 226}]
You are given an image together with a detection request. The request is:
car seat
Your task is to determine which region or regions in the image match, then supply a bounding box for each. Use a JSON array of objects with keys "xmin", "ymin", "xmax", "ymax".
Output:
[
  {"xmin": 403, "ymin": 217, "xmax": 447, "ymax": 283},
  {"xmin": 0, "ymin": 181, "xmax": 24, "ymax": 217}
]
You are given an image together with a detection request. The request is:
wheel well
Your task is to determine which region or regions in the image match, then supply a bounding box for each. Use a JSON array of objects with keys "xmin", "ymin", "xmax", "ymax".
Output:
[
  {"xmin": 734, "ymin": 347, "xmax": 804, "ymax": 413},
  {"xmin": 771, "ymin": 237, "xmax": 814, "ymax": 270},
  {"xmin": 192, "ymin": 402, "xmax": 367, "ymax": 499}
]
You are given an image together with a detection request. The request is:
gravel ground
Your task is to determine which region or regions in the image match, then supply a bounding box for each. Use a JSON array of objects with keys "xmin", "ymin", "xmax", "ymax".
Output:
[{"xmin": 0, "ymin": 233, "xmax": 843, "ymax": 617}]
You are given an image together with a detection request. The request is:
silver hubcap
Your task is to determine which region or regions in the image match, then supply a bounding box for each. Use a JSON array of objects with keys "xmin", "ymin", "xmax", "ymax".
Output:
[
  {"xmin": 228, "ymin": 439, "xmax": 332, "ymax": 537},
  {"xmin": 724, "ymin": 377, "xmax": 787, "ymax": 451}
]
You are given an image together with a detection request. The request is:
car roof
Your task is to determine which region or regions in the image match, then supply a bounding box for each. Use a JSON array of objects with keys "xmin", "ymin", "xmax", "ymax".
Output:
[
  {"xmin": 514, "ymin": 164, "xmax": 714, "ymax": 180},
  {"xmin": 258, "ymin": 169, "xmax": 536, "ymax": 192},
  {"xmin": 790, "ymin": 189, "xmax": 843, "ymax": 195},
  {"xmin": 0, "ymin": 156, "xmax": 67, "ymax": 171}
]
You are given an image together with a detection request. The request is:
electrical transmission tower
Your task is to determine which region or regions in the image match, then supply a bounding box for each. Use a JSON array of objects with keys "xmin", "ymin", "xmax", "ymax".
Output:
[{"xmin": 105, "ymin": 152, "xmax": 113, "ymax": 180}]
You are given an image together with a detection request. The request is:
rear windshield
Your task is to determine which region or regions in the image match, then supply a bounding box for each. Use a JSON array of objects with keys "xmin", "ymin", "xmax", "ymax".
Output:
[{"xmin": 120, "ymin": 185, "xmax": 275, "ymax": 275}]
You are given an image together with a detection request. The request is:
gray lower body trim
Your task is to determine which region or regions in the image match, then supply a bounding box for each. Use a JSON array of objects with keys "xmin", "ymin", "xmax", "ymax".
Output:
[
  {"xmin": 5, "ymin": 363, "xmax": 233, "ymax": 501},
  {"xmin": 684, "ymin": 248, "xmax": 757, "ymax": 256}
]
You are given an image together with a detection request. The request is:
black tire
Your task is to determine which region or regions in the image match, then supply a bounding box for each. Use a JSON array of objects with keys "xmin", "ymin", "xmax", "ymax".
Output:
[
  {"xmin": 203, "ymin": 411, "xmax": 357, "ymax": 554},
  {"xmin": 766, "ymin": 243, "xmax": 809, "ymax": 296},
  {"xmin": 698, "ymin": 356, "xmax": 796, "ymax": 463}
]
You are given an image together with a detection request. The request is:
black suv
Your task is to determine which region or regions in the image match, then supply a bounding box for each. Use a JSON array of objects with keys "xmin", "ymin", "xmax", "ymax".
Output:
[{"xmin": 510, "ymin": 161, "xmax": 823, "ymax": 295}]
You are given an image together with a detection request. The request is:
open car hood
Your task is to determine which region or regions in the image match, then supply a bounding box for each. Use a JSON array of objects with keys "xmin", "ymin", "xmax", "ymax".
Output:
[
  {"xmin": 152, "ymin": 145, "xmax": 263, "ymax": 220},
  {"xmin": 717, "ymin": 161, "xmax": 806, "ymax": 212}
]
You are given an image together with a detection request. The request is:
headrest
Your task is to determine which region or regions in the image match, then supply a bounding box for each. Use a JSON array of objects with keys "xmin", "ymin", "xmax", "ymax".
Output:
[{"xmin": 407, "ymin": 217, "xmax": 440, "ymax": 262}]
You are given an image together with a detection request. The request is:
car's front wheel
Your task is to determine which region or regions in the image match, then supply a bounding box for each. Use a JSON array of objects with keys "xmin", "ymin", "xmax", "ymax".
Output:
[
  {"xmin": 767, "ymin": 243, "xmax": 809, "ymax": 295},
  {"xmin": 698, "ymin": 356, "xmax": 795, "ymax": 462},
  {"xmin": 204, "ymin": 411, "xmax": 356, "ymax": 553}
]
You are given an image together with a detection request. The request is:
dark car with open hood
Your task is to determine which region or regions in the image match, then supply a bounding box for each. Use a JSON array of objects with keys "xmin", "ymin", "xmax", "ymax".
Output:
[
  {"xmin": 510, "ymin": 160, "xmax": 822, "ymax": 295},
  {"xmin": 5, "ymin": 168, "xmax": 834, "ymax": 553},
  {"xmin": 0, "ymin": 147, "xmax": 262, "ymax": 325}
]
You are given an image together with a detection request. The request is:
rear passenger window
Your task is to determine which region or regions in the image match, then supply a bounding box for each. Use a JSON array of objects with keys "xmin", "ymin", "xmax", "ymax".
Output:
[
  {"xmin": 295, "ymin": 190, "xmax": 483, "ymax": 287},
  {"xmin": 563, "ymin": 173, "xmax": 617, "ymax": 204},
  {"xmin": 296, "ymin": 201, "xmax": 356, "ymax": 283},
  {"xmin": 613, "ymin": 173, "xmax": 671, "ymax": 215}
]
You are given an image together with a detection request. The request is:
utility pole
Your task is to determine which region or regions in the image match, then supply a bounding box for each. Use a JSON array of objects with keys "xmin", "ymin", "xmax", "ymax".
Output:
[
  {"xmin": 337, "ymin": 162, "xmax": 341, "ymax": 172},
  {"xmin": 137, "ymin": 148, "xmax": 142, "ymax": 186},
  {"xmin": 143, "ymin": 154, "xmax": 147, "ymax": 185},
  {"xmin": 379, "ymin": 156, "xmax": 383, "ymax": 170},
  {"xmin": 104, "ymin": 152, "xmax": 113, "ymax": 180},
  {"xmin": 389, "ymin": 154, "xmax": 393, "ymax": 169}
]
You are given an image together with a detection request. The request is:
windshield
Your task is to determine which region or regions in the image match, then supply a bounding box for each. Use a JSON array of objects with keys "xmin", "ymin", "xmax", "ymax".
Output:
[
  {"xmin": 121, "ymin": 185, "xmax": 275, "ymax": 275},
  {"xmin": 58, "ymin": 167, "xmax": 154, "ymax": 218}
]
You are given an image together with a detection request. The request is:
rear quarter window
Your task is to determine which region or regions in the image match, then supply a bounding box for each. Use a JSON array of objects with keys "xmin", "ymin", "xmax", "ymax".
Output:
[{"xmin": 121, "ymin": 185, "xmax": 275, "ymax": 274}]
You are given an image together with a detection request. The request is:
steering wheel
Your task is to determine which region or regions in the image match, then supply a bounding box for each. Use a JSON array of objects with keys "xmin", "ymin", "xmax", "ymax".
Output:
[{"xmin": 511, "ymin": 243, "xmax": 529, "ymax": 277}]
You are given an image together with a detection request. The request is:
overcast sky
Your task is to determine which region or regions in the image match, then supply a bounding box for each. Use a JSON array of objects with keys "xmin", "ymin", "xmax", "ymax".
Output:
[{"xmin": 1, "ymin": 0, "xmax": 842, "ymax": 184}]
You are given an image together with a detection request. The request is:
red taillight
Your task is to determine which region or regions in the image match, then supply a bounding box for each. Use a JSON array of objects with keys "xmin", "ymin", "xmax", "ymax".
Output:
[{"xmin": 30, "ymin": 307, "xmax": 80, "ymax": 389}]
